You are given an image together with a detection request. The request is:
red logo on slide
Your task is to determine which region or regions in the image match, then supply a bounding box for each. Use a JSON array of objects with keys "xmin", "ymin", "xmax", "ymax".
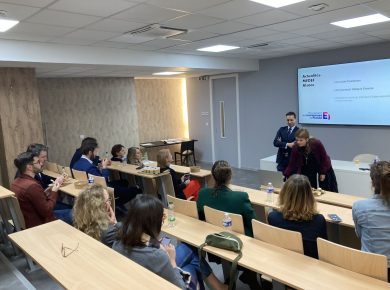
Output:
[{"xmin": 323, "ymin": 112, "xmax": 331, "ymax": 120}]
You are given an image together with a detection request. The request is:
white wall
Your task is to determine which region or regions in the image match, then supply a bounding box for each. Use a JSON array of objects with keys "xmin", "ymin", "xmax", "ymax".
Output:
[{"xmin": 187, "ymin": 41, "xmax": 390, "ymax": 170}]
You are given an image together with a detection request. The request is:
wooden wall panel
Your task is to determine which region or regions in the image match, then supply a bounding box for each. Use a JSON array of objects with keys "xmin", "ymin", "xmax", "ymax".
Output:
[
  {"xmin": 38, "ymin": 78, "xmax": 139, "ymax": 166},
  {"xmin": 0, "ymin": 68, "xmax": 43, "ymax": 186},
  {"xmin": 135, "ymin": 79, "xmax": 187, "ymax": 143}
]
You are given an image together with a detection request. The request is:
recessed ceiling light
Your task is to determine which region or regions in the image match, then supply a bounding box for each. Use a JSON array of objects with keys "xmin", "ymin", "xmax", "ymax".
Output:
[
  {"xmin": 153, "ymin": 71, "xmax": 183, "ymax": 76},
  {"xmin": 249, "ymin": 0, "xmax": 306, "ymax": 8},
  {"xmin": 0, "ymin": 19, "xmax": 19, "ymax": 32},
  {"xmin": 331, "ymin": 13, "xmax": 390, "ymax": 28},
  {"xmin": 197, "ymin": 45, "xmax": 239, "ymax": 52}
]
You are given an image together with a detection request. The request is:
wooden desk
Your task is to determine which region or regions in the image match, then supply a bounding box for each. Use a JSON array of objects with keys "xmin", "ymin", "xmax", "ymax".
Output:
[
  {"xmin": 9, "ymin": 220, "xmax": 179, "ymax": 289},
  {"xmin": 163, "ymin": 212, "xmax": 389, "ymax": 290},
  {"xmin": 140, "ymin": 139, "xmax": 197, "ymax": 149},
  {"xmin": 0, "ymin": 186, "xmax": 23, "ymax": 234},
  {"xmin": 230, "ymin": 185, "xmax": 355, "ymax": 228},
  {"xmin": 108, "ymin": 163, "xmax": 171, "ymax": 206}
]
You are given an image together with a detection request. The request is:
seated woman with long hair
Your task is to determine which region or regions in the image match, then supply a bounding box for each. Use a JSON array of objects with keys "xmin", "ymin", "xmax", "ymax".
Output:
[
  {"xmin": 73, "ymin": 184, "xmax": 120, "ymax": 247},
  {"xmin": 268, "ymin": 174, "xmax": 327, "ymax": 258},
  {"xmin": 127, "ymin": 146, "xmax": 142, "ymax": 166},
  {"xmin": 113, "ymin": 194, "xmax": 226, "ymax": 290},
  {"xmin": 157, "ymin": 149, "xmax": 200, "ymax": 201}
]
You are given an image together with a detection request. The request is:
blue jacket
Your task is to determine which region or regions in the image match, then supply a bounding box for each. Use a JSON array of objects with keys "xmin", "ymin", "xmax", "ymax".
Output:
[
  {"xmin": 273, "ymin": 125, "xmax": 299, "ymax": 171},
  {"xmin": 73, "ymin": 157, "xmax": 109, "ymax": 180},
  {"xmin": 70, "ymin": 148, "xmax": 100, "ymax": 169}
]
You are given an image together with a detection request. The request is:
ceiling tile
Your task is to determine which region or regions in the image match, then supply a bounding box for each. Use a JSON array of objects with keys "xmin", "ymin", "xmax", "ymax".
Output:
[
  {"xmin": 237, "ymin": 9, "xmax": 299, "ymax": 26},
  {"xmin": 109, "ymin": 34, "xmax": 152, "ymax": 44},
  {"xmin": 0, "ymin": 0, "xmax": 55, "ymax": 7},
  {"xmin": 279, "ymin": 0, "xmax": 376, "ymax": 17},
  {"xmin": 146, "ymin": 0, "xmax": 229, "ymax": 13},
  {"xmin": 48, "ymin": 0, "xmax": 138, "ymax": 17},
  {"xmin": 163, "ymin": 13, "xmax": 224, "ymax": 29},
  {"xmin": 292, "ymin": 24, "xmax": 341, "ymax": 36},
  {"xmin": 48, "ymin": 37, "xmax": 98, "ymax": 45},
  {"xmin": 229, "ymin": 27, "xmax": 276, "ymax": 40},
  {"xmin": 201, "ymin": 21, "xmax": 255, "ymax": 34},
  {"xmin": 92, "ymin": 40, "xmax": 133, "ymax": 49},
  {"xmin": 169, "ymin": 30, "xmax": 219, "ymax": 41},
  {"xmin": 279, "ymin": 36, "xmax": 320, "ymax": 45},
  {"xmin": 198, "ymin": 0, "xmax": 271, "ymax": 20},
  {"xmin": 0, "ymin": 3, "xmax": 40, "ymax": 20},
  {"xmin": 112, "ymin": 4, "xmax": 187, "ymax": 22},
  {"xmin": 0, "ymin": 32, "xmax": 50, "ymax": 42},
  {"xmin": 26, "ymin": 9, "xmax": 101, "ymax": 28},
  {"xmin": 7, "ymin": 22, "xmax": 74, "ymax": 37},
  {"xmin": 140, "ymin": 38, "xmax": 189, "ymax": 49},
  {"xmin": 62, "ymin": 29, "xmax": 120, "ymax": 41},
  {"xmin": 364, "ymin": 0, "xmax": 390, "ymax": 12},
  {"xmin": 85, "ymin": 19, "xmax": 147, "ymax": 33}
]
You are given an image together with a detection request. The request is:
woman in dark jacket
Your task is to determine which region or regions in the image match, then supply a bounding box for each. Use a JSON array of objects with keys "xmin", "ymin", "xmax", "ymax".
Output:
[{"xmin": 284, "ymin": 128, "xmax": 338, "ymax": 192}]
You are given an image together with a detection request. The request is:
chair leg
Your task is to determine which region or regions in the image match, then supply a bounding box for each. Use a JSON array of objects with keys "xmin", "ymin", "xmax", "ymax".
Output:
[
  {"xmin": 174, "ymin": 153, "xmax": 178, "ymax": 165},
  {"xmin": 193, "ymin": 153, "xmax": 196, "ymax": 166}
]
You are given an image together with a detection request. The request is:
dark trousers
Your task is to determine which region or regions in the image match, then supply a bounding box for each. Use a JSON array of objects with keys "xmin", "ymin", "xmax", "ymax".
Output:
[{"xmin": 108, "ymin": 179, "xmax": 140, "ymax": 206}]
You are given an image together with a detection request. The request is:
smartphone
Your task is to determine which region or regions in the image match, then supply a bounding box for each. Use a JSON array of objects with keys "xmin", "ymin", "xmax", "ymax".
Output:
[
  {"xmin": 160, "ymin": 237, "xmax": 171, "ymax": 246},
  {"xmin": 328, "ymin": 214, "xmax": 342, "ymax": 223}
]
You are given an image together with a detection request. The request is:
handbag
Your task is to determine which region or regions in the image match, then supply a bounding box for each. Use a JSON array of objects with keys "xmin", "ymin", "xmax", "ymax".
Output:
[{"xmin": 198, "ymin": 232, "xmax": 243, "ymax": 290}]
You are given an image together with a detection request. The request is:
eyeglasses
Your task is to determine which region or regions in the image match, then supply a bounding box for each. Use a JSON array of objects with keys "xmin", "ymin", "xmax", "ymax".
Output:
[{"xmin": 61, "ymin": 242, "xmax": 79, "ymax": 258}]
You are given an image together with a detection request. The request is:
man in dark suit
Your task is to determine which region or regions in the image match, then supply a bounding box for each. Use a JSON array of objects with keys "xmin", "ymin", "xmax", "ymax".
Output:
[{"xmin": 273, "ymin": 112, "xmax": 299, "ymax": 172}]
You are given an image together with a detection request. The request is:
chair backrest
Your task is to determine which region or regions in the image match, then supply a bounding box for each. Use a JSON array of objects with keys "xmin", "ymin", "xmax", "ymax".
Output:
[
  {"xmin": 10, "ymin": 196, "xmax": 26, "ymax": 230},
  {"xmin": 159, "ymin": 173, "xmax": 176, "ymax": 197},
  {"xmin": 203, "ymin": 206, "xmax": 245, "ymax": 234},
  {"xmin": 352, "ymin": 154, "xmax": 377, "ymax": 163},
  {"xmin": 57, "ymin": 165, "xmax": 72, "ymax": 177},
  {"xmin": 252, "ymin": 220, "xmax": 303, "ymax": 254},
  {"xmin": 181, "ymin": 141, "xmax": 194, "ymax": 153},
  {"xmin": 45, "ymin": 161, "xmax": 59, "ymax": 173},
  {"xmin": 89, "ymin": 174, "xmax": 108, "ymax": 189},
  {"xmin": 72, "ymin": 169, "xmax": 88, "ymax": 181},
  {"xmin": 317, "ymin": 238, "xmax": 388, "ymax": 281},
  {"xmin": 167, "ymin": 195, "xmax": 198, "ymax": 219}
]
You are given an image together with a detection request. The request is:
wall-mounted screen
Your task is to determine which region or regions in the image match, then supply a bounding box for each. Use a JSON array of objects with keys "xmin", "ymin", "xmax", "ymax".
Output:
[{"xmin": 298, "ymin": 58, "xmax": 390, "ymax": 125}]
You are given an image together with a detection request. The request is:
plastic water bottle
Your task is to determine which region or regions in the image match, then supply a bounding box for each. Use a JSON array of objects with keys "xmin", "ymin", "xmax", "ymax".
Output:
[
  {"xmin": 88, "ymin": 175, "xmax": 94, "ymax": 186},
  {"xmin": 167, "ymin": 202, "xmax": 176, "ymax": 227},
  {"xmin": 266, "ymin": 182, "xmax": 274, "ymax": 203},
  {"xmin": 223, "ymin": 213, "xmax": 232, "ymax": 230}
]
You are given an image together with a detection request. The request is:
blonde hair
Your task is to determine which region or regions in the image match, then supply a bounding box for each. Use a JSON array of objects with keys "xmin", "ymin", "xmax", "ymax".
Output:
[
  {"xmin": 279, "ymin": 174, "xmax": 318, "ymax": 221},
  {"xmin": 73, "ymin": 184, "xmax": 110, "ymax": 240},
  {"xmin": 295, "ymin": 128, "xmax": 310, "ymax": 139},
  {"xmin": 156, "ymin": 149, "xmax": 171, "ymax": 168}
]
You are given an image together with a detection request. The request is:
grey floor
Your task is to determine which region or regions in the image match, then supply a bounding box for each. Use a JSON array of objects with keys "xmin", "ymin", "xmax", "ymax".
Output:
[{"xmin": 0, "ymin": 162, "xmax": 262, "ymax": 290}]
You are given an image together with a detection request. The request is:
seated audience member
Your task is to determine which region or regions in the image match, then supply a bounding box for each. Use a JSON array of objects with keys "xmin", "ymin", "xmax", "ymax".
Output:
[
  {"xmin": 70, "ymin": 137, "xmax": 99, "ymax": 168},
  {"xmin": 73, "ymin": 141, "xmax": 139, "ymax": 209},
  {"xmin": 11, "ymin": 152, "xmax": 72, "ymax": 228},
  {"xmin": 111, "ymin": 144, "xmax": 127, "ymax": 162},
  {"xmin": 197, "ymin": 160, "xmax": 256, "ymax": 237},
  {"xmin": 15, "ymin": 143, "xmax": 51, "ymax": 189},
  {"xmin": 268, "ymin": 174, "xmax": 327, "ymax": 259},
  {"xmin": 352, "ymin": 161, "xmax": 390, "ymax": 282},
  {"xmin": 113, "ymin": 195, "xmax": 227, "ymax": 290},
  {"xmin": 127, "ymin": 146, "xmax": 142, "ymax": 166},
  {"xmin": 157, "ymin": 149, "xmax": 200, "ymax": 201},
  {"xmin": 73, "ymin": 184, "xmax": 120, "ymax": 247}
]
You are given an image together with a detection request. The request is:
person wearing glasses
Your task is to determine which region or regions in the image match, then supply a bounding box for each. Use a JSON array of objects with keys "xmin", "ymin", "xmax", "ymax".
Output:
[
  {"xmin": 113, "ymin": 195, "xmax": 227, "ymax": 290},
  {"xmin": 11, "ymin": 151, "xmax": 72, "ymax": 228},
  {"xmin": 73, "ymin": 184, "xmax": 120, "ymax": 247}
]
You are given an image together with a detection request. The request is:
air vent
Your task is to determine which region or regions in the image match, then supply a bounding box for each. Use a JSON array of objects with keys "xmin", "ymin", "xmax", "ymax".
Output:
[
  {"xmin": 125, "ymin": 24, "xmax": 187, "ymax": 39},
  {"xmin": 247, "ymin": 43, "xmax": 269, "ymax": 49}
]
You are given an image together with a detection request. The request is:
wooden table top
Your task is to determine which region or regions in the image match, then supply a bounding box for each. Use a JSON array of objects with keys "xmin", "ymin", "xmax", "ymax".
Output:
[
  {"xmin": 9, "ymin": 220, "xmax": 179, "ymax": 290},
  {"xmin": 0, "ymin": 185, "xmax": 15, "ymax": 199},
  {"xmin": 163, "ymin": 212, "xmax": 390, "ymax": 290},
  {"xmin": 230, "ymin": 185, "xmax": 355, "ymax": 228},
  {"xmin": 108, "ymin": 163, "xmax": 167, "ymax": 179},
  {"xmin": 271, "ymin": 186, "xmax": 364, "ymax": 208}
]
